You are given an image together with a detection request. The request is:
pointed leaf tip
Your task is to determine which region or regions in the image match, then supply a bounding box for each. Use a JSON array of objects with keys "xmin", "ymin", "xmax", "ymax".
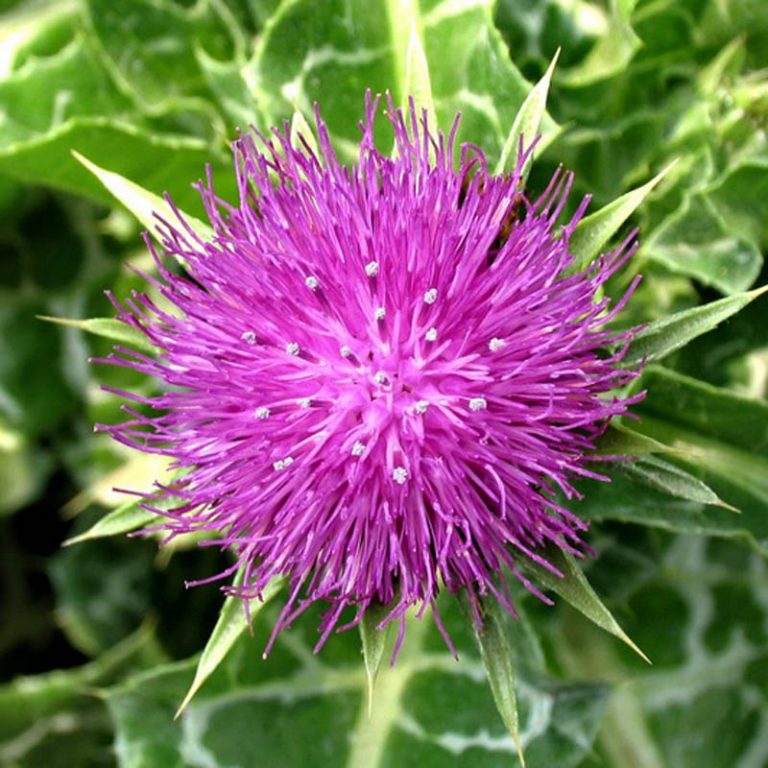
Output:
[
  {"xmin": 527, "ymin": 548, "xmax": 650, "ymax": 664},
  {"xmin": 496, "ymin": 48, "xmax": 560, "ymax": 178},
  {"xmin": 72, "ymin": 151, "xmax": 213, "ymax": 244},
  {"xmin": 621, "ymin": 456, "xmax": 733, "ymax": 511},
  {"xmin": 623, "ymin": 284, "xmax": 768, "ymax": 367},
  {"xmin": 38, "ymin": 315, "xmax": 156, "ymax": 353},
  {"xmin": 570, "ymin": 160, "xmax": 678, "ymax": 273},
  {"xmin": 63, "ymin": 499, "xmax": 158, "ymax": 546},
  {"xmin": 176, "ymin": 574, "xmax": 285, "ymax": 718},
  {"xmin": 403, "ymin": 22, "xmax": 437, "ymax": 131}
]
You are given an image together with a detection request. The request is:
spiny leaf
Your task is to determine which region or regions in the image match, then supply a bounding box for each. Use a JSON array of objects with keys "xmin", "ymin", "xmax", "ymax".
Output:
[
  {"xmin": 72, "ymin": 151, "xmax": 213, "ymax": 242},
  {"xmin": 176, "ymin": 575, "xmax": 286, "ymax": 718},
  {"xmin": 528, "ymin": 548, "xmax": 649, "ymax": 663},
  {"xmin": 620, "ymin": 456, "xmax": 737, "ymax": 511},
  {"xmin": 622, "ymin": 285, "xmax": 768, "ymax": 367},
  {"xmin": 403, "ymin": 22, "xmax": 436, "ymax": 130},
  {"xmin": 496, "ymin": 48, "xmax": 560, "ymax": 178},
  {"xmin": 38, "ymin": 315, "xmax": 155, "ymax": 353},
  {"xmin": 64, "ymin": 499, "xmax": 157, "ymax": 546},
  {"xmin": 570, "ymin": 162, "xmax": 677, "ymax": 272},
  {"xmin": 462, "ymin": 593, "xmax": 525, "ymax": 766},
  {"xmin": 592, "ymin": 422, "xmax": 672, "ymax": 457},
  {"xmin": 359, "ymin": 602, "xmax": 392, "ymax": 717}
]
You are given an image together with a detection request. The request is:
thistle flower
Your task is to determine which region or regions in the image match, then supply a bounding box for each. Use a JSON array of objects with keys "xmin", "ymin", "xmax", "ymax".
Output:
[{"xmin": 98, "ymin": 93, "xmax": 642, "ymax": 656}]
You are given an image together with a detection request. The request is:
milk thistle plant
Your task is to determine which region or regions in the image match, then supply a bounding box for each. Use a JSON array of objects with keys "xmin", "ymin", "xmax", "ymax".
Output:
[
  {"xmin": 32, "ymin": 9, "xmax": 765, "ymax": 765},
  {"xmin": 98, "ymin": 91, "xmax": 644, "ymax": 661},
  {"xmin": 78, "ymin": 78, "xmax": 761, "ymax": 747}
]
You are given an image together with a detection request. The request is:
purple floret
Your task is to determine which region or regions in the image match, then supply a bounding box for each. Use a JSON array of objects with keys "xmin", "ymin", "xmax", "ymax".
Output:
[{"xmin": 98, "ymin": 93, "xmax": 642, "ymax": 656}]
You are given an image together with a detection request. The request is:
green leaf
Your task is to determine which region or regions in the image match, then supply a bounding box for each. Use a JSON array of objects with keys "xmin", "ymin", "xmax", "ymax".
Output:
[
  {"xmin": 464, "ymin": 594, "xmax": 526, "ymax": 766},
  {"xmin": 403, "ymin": 22, "xmax": 436, "ymax": 130},
  {"xmin": 559, "ymin": 0, "xmax": 642, "ymax": 87},
  {"xmin": 0, "ymin": 300, "xmax": 79, "ymax": 439},
  {"xmin": 0, "ymin": 0, "xmax": 79, "ymax": 78},
  {"xmin": 619, "ymin": 456, "xmax": 734, "ymax": 510},
  {"xmin": 246, "ymin": 0, "xmax": 542, "ymax": 164},
  {"xmin": 0, "ymin": 29, "xmax": 230, "ymax": 211},
  {"xmin": 591, "ymin": 422, "xmax": 671, "ymax": 457},
  {"xmin": 72, "ymin": 152, "xmax": 213, "ymax": 242},
  {"xmin": 0, "ymin": 629, "xmax": 161, "ymax": 767},
  {"xmin": 38, "ymin": 315, "xmax": 156, "ymax": 354},
  {"xmin": 0, "ymin": 422, "xmax": 51, "ymax": 516},
  {"xmin": 636, "ymin": 366, "xmax": 768, "ymax": 485},
  {"xmin": 645, "ymin": 189, "xmax": 764, "ymax": 295},
  {"xmin": 496, "ymin": 48, "xmax": 559, "ymax": 178},
  {"xmin": 526, "ymin": 547, "xmax": 649, "ymax": 663},
  {"xmin": 581, "ymin": 367, "xmax": 768, "ymax": 553},
  {"xmin": 422, "ymin": 0, "xmax": 552, "ymax": 163},
  {"xmin": 175, "ymin": 574, "xmax": 286, "ymax": 717},
  {"xmin": 83, "ymin": 0, "xmax": 244, "ymax": 110},
  {"xmin": 50, "ymin": 529, "xmax": 157, "ymax": 656},
  {"xmin": 384, "ymin": 0, "xmax": 435, "ymax": 128},
  {"xmin": 572, "ymin": 533, "xmax": 768, "ymax": 768},
  {"xmin": 359, "ymin": 602, "xmax": 392, "ymax": 717},
  {"xmin": 569, "ymin": 162, "xmax": 676, "ymax": 272},
  {"xmin": 106, "ymin": 597, "xmax": 608, "ymax": 768},
  {"xmin": 63, "ymin": 498, "xmax": 159, "ymax": 546},
  {"xmin": 622, "ymin": 285, "xmax": 768, "ymax": 367}
]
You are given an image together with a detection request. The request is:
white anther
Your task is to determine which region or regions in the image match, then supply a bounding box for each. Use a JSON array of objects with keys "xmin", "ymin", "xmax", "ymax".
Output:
[
  {"xmin": 374, "ymin": 306, "xmax": 386, "ymax": 320},
  {"xmin": 254, "ymin": 406, "xmax": 270, "ymax": 420},
  {"xmin": 423, "ymin": 288, "xmax": 438, "ymax": 305},
  {"xmin": 351, "ymin": 441, "xmax": 365, "ymax": 457},
  {"xmin": 240, "ymin": 331, "xmax": 257, "ymax": 345},
  {"xmin": 286, "ymin": 342, "xmax": 300, "ymax": 356},
  {"xmin": 373, "ymin": 371, "xmax": 387, "ymax": 385},
  {"xmin": 365, "ymin": 261, "xmax": 380, "ymax": 277},
  {"xmin": 489, "ymin": 337, "xmax": 506, "ymax": 352},
  {"xmin": 297, "ymin": 397, "xmax": 311, "ymax": 408},
  {"xmin": 273, "ymin": 455, "xmax": 294, "ymax": 471},
  {"xmin": 340, "ymin": 345, "xmax": 352, "ymax": 358},
  {"xmin": 425, "ymin": 327, "xmax": 438, "ymax": 342},
  {"xmin": 414, "ymin": 400, "xmax": 430, "ymax": 414},
  {"xmin": 469, "ymin": 397, "xmax": 487, "ymax": 412},
  {"xmin": 305, "ymin": 275, "xmax": 319, "ymax": 291},
  {"xmin": 392, "ymin": 466, "xmax": 408, "ymax": 485}
]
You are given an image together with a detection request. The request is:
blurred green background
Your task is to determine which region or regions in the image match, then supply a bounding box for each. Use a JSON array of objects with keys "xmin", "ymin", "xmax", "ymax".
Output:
[{"xmin": 2, "ymin": 1, "xmax": 768, "ymax": 766}]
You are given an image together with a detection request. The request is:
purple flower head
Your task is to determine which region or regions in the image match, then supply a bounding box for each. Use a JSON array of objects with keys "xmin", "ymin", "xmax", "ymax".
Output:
[{"xmin": 100, "ymin": 93, "xmax": 642, "ymax": 656}]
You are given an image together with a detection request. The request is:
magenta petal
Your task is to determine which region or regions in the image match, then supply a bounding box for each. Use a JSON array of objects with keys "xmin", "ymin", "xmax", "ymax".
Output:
[{"xmin": 101, "ymin": 92, "xmax": 643, "ymax": 652}]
